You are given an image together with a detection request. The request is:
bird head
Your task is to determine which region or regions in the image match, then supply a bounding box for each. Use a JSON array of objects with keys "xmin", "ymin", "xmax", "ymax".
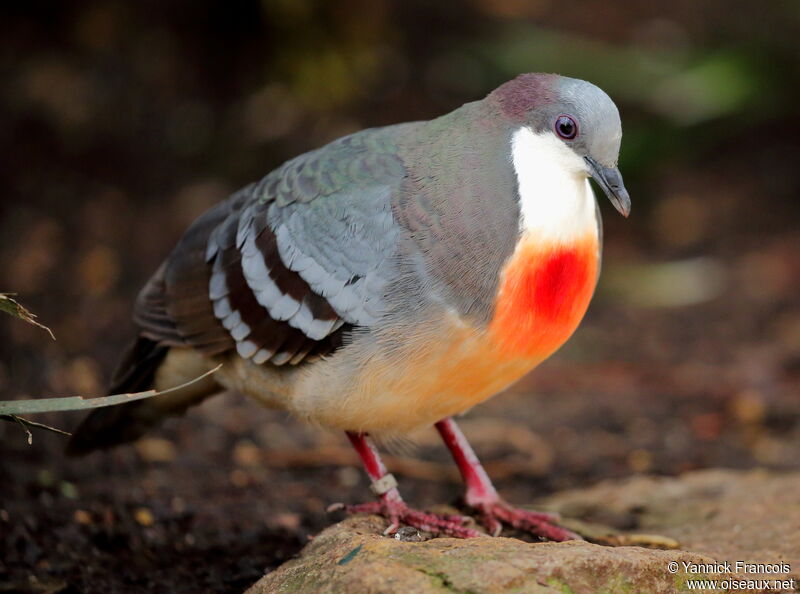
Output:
[{"xmin": 491, "ymin": 73, "xmax": 631, "ymax": 217}]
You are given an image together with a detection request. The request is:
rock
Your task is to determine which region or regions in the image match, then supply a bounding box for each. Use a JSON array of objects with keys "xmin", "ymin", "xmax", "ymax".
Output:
[
  {"xmin": 542, "ymin": 468, "xmax": 800, "ymax": 569},
  {"xmin": 247, "ymin": 470, "xmax": 800, "ymax": 593},
  {"xmin": 247, "ymin": 516, "xmax": 717, "ymax": 593}
]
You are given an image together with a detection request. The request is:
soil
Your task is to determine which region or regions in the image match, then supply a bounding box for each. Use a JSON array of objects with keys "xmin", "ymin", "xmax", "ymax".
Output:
[
  {"xmin": 2, "ymin": 171, "xmax": 798, "ymax": 591},
  {"xmin": 1, "ymin": 2, "xmax": 799, "ymax": 593}
]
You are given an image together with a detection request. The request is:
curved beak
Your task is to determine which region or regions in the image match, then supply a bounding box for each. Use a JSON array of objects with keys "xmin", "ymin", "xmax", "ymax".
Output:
[{"xmin": 585, "ymin": 156, "xmax": 631, "ymax": 218}]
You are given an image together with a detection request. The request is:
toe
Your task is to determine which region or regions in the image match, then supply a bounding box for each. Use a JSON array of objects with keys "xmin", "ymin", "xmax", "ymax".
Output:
[
  {"xmin": 519, "ymin": 509, "xmax": 560, "ymax": 523},
  {"xmin": 473, "ymin": 501, "xmax": 582, "ymax": 542},
  {"xmin": 513, "ymin": 515, "xmax": 582, "ymax": 542},
  {"xmin": 404, "ymin": 510, "xmax": 482, "ymax": 538},
  {"xmin": 344, "ymin": 501, "xmax": 382, "ymax": 514}
]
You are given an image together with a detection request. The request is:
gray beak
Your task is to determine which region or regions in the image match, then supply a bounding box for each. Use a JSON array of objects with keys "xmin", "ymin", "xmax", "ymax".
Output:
[{"xmin": 585, "ymin": 156, "xmax": 631, "ymax": 218}]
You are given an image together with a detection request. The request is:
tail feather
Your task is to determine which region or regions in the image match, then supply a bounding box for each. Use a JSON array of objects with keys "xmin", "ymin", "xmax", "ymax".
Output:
[{"xmin": 66, "ymin": 337, "xmax": 217, "ymax": 456}]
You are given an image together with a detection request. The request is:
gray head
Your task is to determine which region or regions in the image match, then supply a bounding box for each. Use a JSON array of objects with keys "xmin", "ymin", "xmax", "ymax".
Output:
[{"xmin": 490, "ymin": 73, "xmax": 630, "ymax": 216}]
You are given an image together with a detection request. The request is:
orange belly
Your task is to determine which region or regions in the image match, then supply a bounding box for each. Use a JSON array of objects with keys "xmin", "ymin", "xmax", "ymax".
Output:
[
  {"xmin": 489, "ymin": 232, "xmax": 599, "ymax": 360},
  {"xmin": 303, "ymin": 231, "xmax": 600, "ymax": 436}
]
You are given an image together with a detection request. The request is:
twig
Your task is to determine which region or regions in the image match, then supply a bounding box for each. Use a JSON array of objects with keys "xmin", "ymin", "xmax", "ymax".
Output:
[
  {"xmin": 12, "ymin": 414, "xmax": 33, "ymax": 444},
  {"xmin": 1, "ymin": 414, "xmax": 72, "ymax": 443}
]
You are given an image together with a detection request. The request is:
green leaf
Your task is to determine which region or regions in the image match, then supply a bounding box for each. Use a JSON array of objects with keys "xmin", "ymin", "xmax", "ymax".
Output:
[{"xmin": 337, "ymin": 544, "xmax": 363, "ymax": 566}]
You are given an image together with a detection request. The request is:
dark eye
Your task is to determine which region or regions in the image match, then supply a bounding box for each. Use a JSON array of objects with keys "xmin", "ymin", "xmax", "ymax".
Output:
[{"xmin": 555, "ymin": 115, "xmax": 578, "ymax": 140}]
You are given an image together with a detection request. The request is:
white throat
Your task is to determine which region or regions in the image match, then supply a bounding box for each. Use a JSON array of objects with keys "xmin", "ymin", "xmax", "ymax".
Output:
[{"xmin": 510, "ymin": 126, "xmax": 598, "ymax": 243}]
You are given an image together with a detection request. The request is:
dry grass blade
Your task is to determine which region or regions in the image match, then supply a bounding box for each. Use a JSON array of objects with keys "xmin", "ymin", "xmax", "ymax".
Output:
[
  {"xmin": 0, "ymin": 365, "xmax": 221, "ymax": 416},
  {"xmin": 0, "ymin": 415, "xmax": 73, "ymax": 443},
  {"xmin": 0, "ymin": 293, "xmax": 55, "ymax": 339}
]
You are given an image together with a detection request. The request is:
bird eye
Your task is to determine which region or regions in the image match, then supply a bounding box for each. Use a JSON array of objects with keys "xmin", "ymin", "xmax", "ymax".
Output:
[{"xmin": 555, "ymin": 115, "xmax": 578, "ymax": 140}]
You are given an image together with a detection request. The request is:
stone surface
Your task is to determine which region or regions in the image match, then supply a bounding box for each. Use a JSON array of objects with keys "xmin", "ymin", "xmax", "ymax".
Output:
[{"xmin": 247, "ymin": 470, "xmax": 800, "ymax": 593}]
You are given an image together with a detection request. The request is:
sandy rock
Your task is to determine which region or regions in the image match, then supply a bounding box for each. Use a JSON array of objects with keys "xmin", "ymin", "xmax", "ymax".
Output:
[
  {"xmin": 542, "ymin": 468, "xmax": 800, "ymax": 572},
  {"xmin": 247, "ymin": 470, "xmax": 800, "ymax": 593}
]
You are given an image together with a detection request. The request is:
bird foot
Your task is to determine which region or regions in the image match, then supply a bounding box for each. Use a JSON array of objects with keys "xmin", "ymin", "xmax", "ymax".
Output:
[
  {"xmin": 470, "ymin": 500, "xmax": 581, "ymax": 542},
  {"xmin": 329, "ymin": 499, "xmax": 483, "ymax": 538}
]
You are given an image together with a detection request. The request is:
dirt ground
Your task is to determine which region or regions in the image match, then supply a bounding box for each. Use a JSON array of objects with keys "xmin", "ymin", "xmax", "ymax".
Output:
[
  {"xmin": 1, "ymin": 2, "xmax": 799, "ymax": 593},
  {"xmin": 2, "ymin": 148, "xmax": 798, "ymax": 592}
]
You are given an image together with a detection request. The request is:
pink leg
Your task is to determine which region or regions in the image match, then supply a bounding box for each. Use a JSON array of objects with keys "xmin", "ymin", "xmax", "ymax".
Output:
[
  {"xmin": 346, "ymin": 431, "xmax": 403, "ymax": 503},
  {"xmin": 435, "ymin": 417, "xmax": 580, "ymax": 541},
  {"xmin": 333, "ymin": 431, "xmax": 482, "ymax": 538}
]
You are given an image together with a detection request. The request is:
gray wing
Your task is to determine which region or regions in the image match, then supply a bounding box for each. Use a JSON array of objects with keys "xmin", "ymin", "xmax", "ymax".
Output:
[{"xmin": 135, "ymin": 126, "xmax": 409, "ymax": 366}]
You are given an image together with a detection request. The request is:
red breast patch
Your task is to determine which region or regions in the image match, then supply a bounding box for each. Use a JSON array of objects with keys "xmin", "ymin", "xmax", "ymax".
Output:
[{"xmin": 489, "ymin": 233, "xmax": 599, "ymax": 359}]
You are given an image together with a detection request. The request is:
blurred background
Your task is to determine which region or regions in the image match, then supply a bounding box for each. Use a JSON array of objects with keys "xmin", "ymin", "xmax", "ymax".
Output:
[{"xmin": 1, "ymin": 1, "xmax": 798, "ymax": 592}]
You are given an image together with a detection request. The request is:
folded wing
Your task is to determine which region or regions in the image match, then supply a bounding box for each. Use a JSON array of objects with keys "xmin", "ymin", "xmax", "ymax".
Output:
[{"xmin": 135, "ymin": 127, "xmax": 408, "ymax": 366}]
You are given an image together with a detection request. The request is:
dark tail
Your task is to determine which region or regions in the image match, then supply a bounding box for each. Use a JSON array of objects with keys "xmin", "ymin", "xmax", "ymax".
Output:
[
  {"xmin": 66, "ymin": 336, "xmax": 171, "ymax": 455},
  {"xmin": 67, "ymin": 334, "xmax": 220, "ymax": 456}
]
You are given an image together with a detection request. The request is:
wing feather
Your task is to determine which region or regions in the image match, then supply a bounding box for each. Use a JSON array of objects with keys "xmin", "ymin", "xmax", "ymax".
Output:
[{"xmin": 134, "ymin": 125, "xmax": 411, "ymax": 366}]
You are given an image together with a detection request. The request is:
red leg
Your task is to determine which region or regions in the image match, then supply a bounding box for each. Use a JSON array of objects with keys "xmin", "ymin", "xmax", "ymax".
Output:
[
  {"xmin": 331, "ymin": 431, "xmax": 482, "ymax": 538},
  {"xmin": 435, "ymin": 417, "xmax": 580, "ymax": 541},
  {"xmin": 346, "ymin": 431, "xmax": 402, "ymax": 503}
]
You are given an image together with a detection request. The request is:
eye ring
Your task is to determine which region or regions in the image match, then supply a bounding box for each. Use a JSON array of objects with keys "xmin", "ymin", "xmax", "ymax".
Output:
[{"xmin": 555, "ymin": 115, "xmax": 578, "ymax": 140}]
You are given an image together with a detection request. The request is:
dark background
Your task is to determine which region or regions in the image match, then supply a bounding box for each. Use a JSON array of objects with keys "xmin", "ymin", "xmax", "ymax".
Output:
[{"xmin": 1, "ymin": 1, "xmax": 799, "ymax": 592}]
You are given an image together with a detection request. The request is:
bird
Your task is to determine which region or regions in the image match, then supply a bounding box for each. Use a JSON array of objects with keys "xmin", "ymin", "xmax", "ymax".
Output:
[{"xmin": 68, "ymin": 73, "xmax": 630, "ymax": 541}]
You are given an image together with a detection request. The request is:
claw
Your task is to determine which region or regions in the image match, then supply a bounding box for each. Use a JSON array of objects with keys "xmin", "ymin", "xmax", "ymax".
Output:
[
  {"xmin": 487, "ymin": 518, "xmax": 502, "ymax": 537},
  {"xmin": 383, "ymin": 521, "xmax": 400, "ymax": 536}
]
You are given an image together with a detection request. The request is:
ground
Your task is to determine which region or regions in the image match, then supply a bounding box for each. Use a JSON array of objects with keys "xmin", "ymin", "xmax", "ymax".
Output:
[
  {"xmin": 1, "ymin": 149, "xmax": 799, "ymax": 592},
  {"xmin": 0, "ymin": 3, "xmax": 799, "ymax": 589}
]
